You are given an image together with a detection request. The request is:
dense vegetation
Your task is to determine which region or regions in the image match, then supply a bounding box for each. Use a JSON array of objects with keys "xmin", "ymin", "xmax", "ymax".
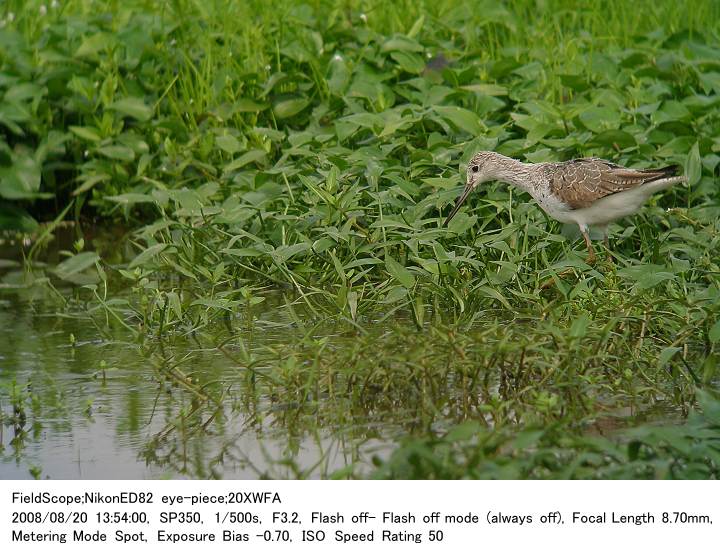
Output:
[{"xmin": 1, "ymin": 0, "xmax": 719, "ymax": 478}]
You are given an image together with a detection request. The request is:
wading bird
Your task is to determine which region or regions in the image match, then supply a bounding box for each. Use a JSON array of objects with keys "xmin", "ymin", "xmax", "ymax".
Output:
[{"xmin": 443, "ymin": 152, "xmax": 686, "ymax": 263}]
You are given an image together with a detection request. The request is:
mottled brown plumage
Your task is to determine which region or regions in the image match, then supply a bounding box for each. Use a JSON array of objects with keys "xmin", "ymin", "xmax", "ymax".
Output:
[{"xmin": 544, "ymin": 158, "xmax": 680, "ymax": 210}]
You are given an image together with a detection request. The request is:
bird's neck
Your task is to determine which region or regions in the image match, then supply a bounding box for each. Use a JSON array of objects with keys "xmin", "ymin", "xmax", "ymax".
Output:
[{"xmin": 489, "ymin": 156, "xmax": 538, "ymax": 194}]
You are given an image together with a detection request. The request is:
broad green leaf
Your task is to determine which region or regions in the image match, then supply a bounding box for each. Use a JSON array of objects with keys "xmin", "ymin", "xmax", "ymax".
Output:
[
  {"xmin": 327, "ymin": 58, "xmax": 350, "ymax": 96},
  {"xmin": 107, "ymin": 193, "xmax": 156, "ymax": 204},
  {"xmin": 336, "ymin": 284, "xmax": 347, "ymax": 309},
  {"xmin": 4, "ymin": 83, "xmax": 44, "ymax": 102},
  {"xmin": 461, "ymin": 84, "xmax": 508, "ymax": 96},
  {"xmin": 709, "ymin": 319, "xmax": 720, "ymax": 343},
  {"xmin": 385, "ymin": 254, "xmax": 415, "ymax": 289},
  {"xmin": 655, "ymin": 137, "xmax": 696, "ymax": 158},
  {"xmin": 274, "ymin": 97, "xmax": 309, "ymax": 119},
  {"xmin": 559, "ymin": 74, "xmax": 590, "ymax": 92},
  {"xmin": 73, "ymin": 174, "xmax": 110, "ymax": 196},
  {"xmin": 658, "ymin": 346, "xmax": 681, "ymax": 369},
  {"xmin": 312, "ymin": 237, "xmax": 335, "ymax": 253},
  {"xmin": 222, "ymin": 247, "xmax": 263, "ymax": 257},
  {"xmin": 636, "ymin": 272, "xmax": 675, "ymax": 290},
  {"xmin": 696, "ymin": 389, "xmax": 720, "ymax": 424},
  {"xmin": 699, "ymin": 72, "xmax": 720, "ymax": 95},
  {"xmin": 190, "ymin": 298, "xmax": 240, "ymax": 310},
  {"xmin": 76, "ymin": 33, "xmax": 116, "ymax": 57},
  {"xmin": 215, "ymin": 134, "xmax": 242, "ymax": 154},
  {"xmin": 445, "ymin": 421, "xmax": 482, "ymax": 442},
  {"xmin": 224, "ymin": 149, "xmax": 266, "ymax": 172},
  {"xmin": 128, "ymin": 243, "xmax": 167, "ymax": 269},
  {"xmin": 578, "ymin": 106, "xmax": 620, "ymax": 133},
  {"xmin": 382, "ymin": 286, "xmax": 408, "ymax": 304},
  {"xmin": 589, "ymin": 130, "xmax": 636, "ymax": 149},
  {"xmin": 433, "ymin": 106, "xmax": 483, "ymax": 135},
  {"xmin": 165, "ymin": 291, "xmax": 183, "ymax": 321},
  {"xmin": 382, "ymin": 36, "xmax": 423, "ymax": 52},
  {"xmin": 272, "ymin": 243, "xmax": 310, "ymax": 263},
  {"xmin": 618, "ymin": 264, "xmax": 676, "ymax": 290},
  {"xmin": 338, "ymin": 112, "xmax": 384, "ymax": 131},
  {"xmin": 344, "ymin": 257, "xmax": 382, "ymax": 270},
  {"xmin": 685, "ymin": 142, "xmax": 701, "ymax": 186},
  {"xmin": 423, "ymin": 177, "xmax": 460, "ymax": 189},
  {"xmin": 447, "ymin": 212, "xmax": 477, "ymax": 235},
  {"xmin": 525, "ymin": 122, "xmax": 557, "ymax": 145},
  {"xmin": 652, "ymin": 100, "xmax": 691, "ymax": 125},
  {"xmin": 335, "ymin": 119, "xmax": 359, "ymax": 141},
  {"xmin": 110, "ymin": 97, "xmax": 153, "ymax": 121},
  {"xmin": 570, "ymin": 314, "xmax": 590, "ymax": 338},
  {"xmin": 475, "ymin": 95, "xmax": 507, "ymax": 115},
  {"xmin": 347, "ymin": 290, "xmax": 358, "ymax": 320},
  {"xmin": 329, "ymin": 250, "xmax": 346, "ymax": 281},
  {"xmin": 407, "ymin": 15, "xmax": 424, "ymax": 37},
  {"xmin": 325, "ymin": 164, "xmax": 339, "ymax": 193},
  {"xmin": 390, "ymin": 51, "xmax": 425, "ymax": 73},
  {"xmin": 0, "ymin": 152, "xmax": 41, "ymax": 199},
  {"xmin": 0, "ymin": 203, "xmax": 38, "ymax": 231},
  {"xmin": 54, "ymin": 252, "xmax": 100, "ymax": 280},
  {"xmin": 167, "ymin": 189, "xmax": 203, "ymax": 211},
  {"xmin": 702, "ymin": 354, "xmax": 718, "ymax": 385},
  {"xmin": 97, "ymin": 145, "xmax": 135, "ymax": 161},
  {"xmin": 511, "ymin": 431, "xmax": 545, "ymax": 450},
  {"xmin": 36, "ymin": 131, "xmax": 69, "ymax": 162},
  {"xmin": 233, "ymin": 99, "xmax": 267, "ymax": 112},
  {"xmin": 476, "ymin": 285, "xmax": 513, "ymax": 311},
  {"xmin": 69, "ymin": 126, "xmax": 102, "ymax": 142}
]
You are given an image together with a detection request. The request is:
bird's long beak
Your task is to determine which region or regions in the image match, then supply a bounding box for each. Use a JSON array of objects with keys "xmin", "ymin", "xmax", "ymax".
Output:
[{"xmin": 443, "ymin": 181, "xmax": 474, "ymax": 226}]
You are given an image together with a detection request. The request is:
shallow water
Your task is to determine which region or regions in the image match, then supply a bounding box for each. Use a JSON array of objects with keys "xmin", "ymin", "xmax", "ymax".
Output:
[
  {"xmin": 0, "ymin": 289, "xmax": 677, "ymax": 480},
  {"xmin": 0, "ymin": 320, "xmax": 389, "ymax": 479},
  {"xmin": 0, "ymin": 229, "xmax": 396, "ymax": 479},
  {"xmin": 0, "ymin": 292, "xmax": 406, "ymax": 479},
  {"xmin": 0, "ymin": 228, "xmax": 688, "ymax": 480}
]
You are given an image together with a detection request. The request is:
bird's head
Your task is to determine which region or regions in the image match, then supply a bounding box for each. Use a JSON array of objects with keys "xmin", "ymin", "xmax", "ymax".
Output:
[{"xmin": 443, "ymin": 151, "xmax": 498, "ymax": 226}]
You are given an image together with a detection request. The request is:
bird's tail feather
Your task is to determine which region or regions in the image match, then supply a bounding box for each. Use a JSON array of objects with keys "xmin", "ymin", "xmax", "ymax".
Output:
[
  {"xmin": 640, "ymin": 164, "xmax": 687, "ymax": 193},
  {"xmin": 640, "ymin": 174, "xmax": 687, "ymax": 195},
  {"xmin": 641, "ymin": 164, "xmax": 680, "ymax": 179}
]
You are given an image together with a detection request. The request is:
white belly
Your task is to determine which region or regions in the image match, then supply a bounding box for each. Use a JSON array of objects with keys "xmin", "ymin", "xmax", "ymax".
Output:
[
  {"xmin": 530, "ymin": 177, "xmax": 684, "ymax": 228},
  {"xmin": 570, "ymin": 189, "xmax": 650, "ymax": 226},
  {"xmin": 530, "ymin": 190, "xmax": 576, "ymax": 224}
]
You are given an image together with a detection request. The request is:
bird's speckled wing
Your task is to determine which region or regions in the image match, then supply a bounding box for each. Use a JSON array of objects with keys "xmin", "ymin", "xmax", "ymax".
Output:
[{"xmin": 545, "ymin": 158, "xmax": 674, "ymax": 210}]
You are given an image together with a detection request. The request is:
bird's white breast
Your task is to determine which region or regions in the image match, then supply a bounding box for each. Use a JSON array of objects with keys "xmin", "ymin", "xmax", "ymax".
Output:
[{"xmin": 527, "ymin": 185, "xmax": 575, "ymax": 224}]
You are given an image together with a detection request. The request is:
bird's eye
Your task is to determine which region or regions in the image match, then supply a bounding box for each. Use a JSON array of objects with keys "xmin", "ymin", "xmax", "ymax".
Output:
[{"xmin": 472, "ymin": 165, "xmax": 479, "ymax": 172}]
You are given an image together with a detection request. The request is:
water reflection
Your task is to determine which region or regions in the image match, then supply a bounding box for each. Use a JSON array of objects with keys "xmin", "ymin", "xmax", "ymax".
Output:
[{"xmin": 0, "ymin": 292, "xmax": 377, "ymax": 478}]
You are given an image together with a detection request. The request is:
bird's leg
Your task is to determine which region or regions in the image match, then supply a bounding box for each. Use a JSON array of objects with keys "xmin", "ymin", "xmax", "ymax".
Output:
[
  {"xmin": 594, "ymin": 225, "xmax": 615, "ymax": 264},
  {"xmin": 581, "ymin": 227, "xmax": 596, "ymax": 265},
  {"xmin": 602, "ymin": 231, "xmax": 614, "ymax": 262},
  {"xmin": 539, "ymin": 226, "xmax": 595, "ymax": 290}
]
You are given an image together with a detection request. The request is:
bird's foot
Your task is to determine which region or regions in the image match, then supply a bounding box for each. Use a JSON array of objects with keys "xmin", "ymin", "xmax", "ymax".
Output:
[
  {"xmin": 603, "ymin": 237, "xmax": 614, "ymax": 263},
  {"xmin": 541, "ymin": 250, "xmax": 598, "ymax": 290},
  {"xmin": 540, "ymin": 267, "xmax": 575, "ymax": 290}
]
